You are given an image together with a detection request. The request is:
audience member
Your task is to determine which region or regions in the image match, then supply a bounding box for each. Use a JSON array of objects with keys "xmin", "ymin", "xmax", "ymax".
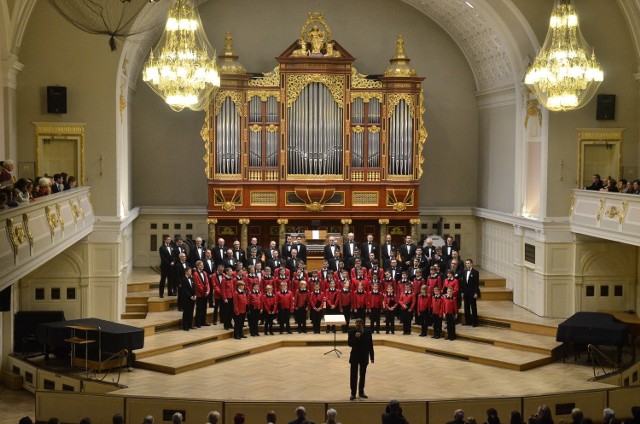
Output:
[
  {"xmin": 486, "ymin": 408, "xmax": 501, "ymax": 424},
  {"xmin": 15, "ymin": 178, "xmax": 33, "ymax": 202},
  {"xmin": 584, "ymin": 174, "xmax": 604, "ymax": 190},
  {"xmin": 511, "ymin": 411, "xmax": 524, "ymax": 424},
  {"xmin": 172, "ymin": 412, "xmax": 182, "ymax": 424},
  {"xmin": 18, "ymin": 417, "xmax": 33, "ymax": 424},
  {"xmin": 325, "ymin": 408, "xmax": 340, "ymax": 424},
  {"xmin": 447, "ymin": 409, "xmax": 465, "ymax": 424},
  {"xmin": 79, "ymin": 418, "xmax": 92, "ymax": 424},
  {"xmin": 266, "ymin": 410, "xmax": 277, "ymax": 424},
  {"xmin": 571, "ymin": 409, "xmax": 584, "ymax": 424},
  {"xmin": 112, "ymin": 414, "xmax": 124, "ymax": 424},
  {"xmin": 67, "ymin": 175, "xmax": 78, "ymax": 189},
  {"xmin": 581, "ymin": 419, "xmax": 594, "ymax": 424},
  {"xmin": 52, "ymin": 173, "xmax": 65, "ymax": 193},
  {"xmin": 35, "ymin": 177, "xmax": 51, "ymax": 197},
  {"xmin": 382, "ymin": 400, "xmax": 408, "ymax": 424},
  {"xmin": 625, "ymin": 407, "xmax": 640, "ymax": 424},
  {"xmin": 0, "ymin": 159, "xmax": 15, "ymax": 187},
  {"xmin": 47, "ymin": 419, "xmax": 60, "ymax": 424},
  {"xmin": 207, "ymin": 411, "xmax": 221, "ymax": 424},
  {"xmin": 601, "ymin": 177, "xmax": 618, "ymax": 193},
  {"xmin": 0, "ymin": 192, "xmax": 8, "ymax": 210},
  {"xmin": 289, "ymin": 406, "xmax": 315, "ymax": 424},
  {"xmin": 467, "ymin": 418, "xmax": 478, "ymax": 424},
  {"xmin": 529, "ymin": 405, "xmax": 554, "ymax": 424},
  {"xmin": 143, "ymin": 416, "xmax": 154, "ymax": 424},
  {"xmin": 618, "ymin": 179, "xmax": 629, "ymax": 193},
  {"xmin": 603, "ymin": 409, "xmax": 615, "ymax": 424},
  {"xmin": 234, "ymin": 413, "xmax": 246, "ymax": 424}
]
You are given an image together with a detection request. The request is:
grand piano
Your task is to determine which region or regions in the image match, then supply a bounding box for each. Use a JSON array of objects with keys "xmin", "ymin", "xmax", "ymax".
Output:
[
  {"xmin": 556, "ymin": 312, "xmax": 628, "ymax": 362},
  {"xmin": 37, "ymin": 318, "xmax": 145, "ymax": 369}
]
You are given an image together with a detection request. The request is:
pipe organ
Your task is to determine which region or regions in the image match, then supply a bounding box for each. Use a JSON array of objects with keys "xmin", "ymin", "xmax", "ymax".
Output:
[{"xmin": 204, "ymin": 13, "xmax": 427, "ymax": 243}]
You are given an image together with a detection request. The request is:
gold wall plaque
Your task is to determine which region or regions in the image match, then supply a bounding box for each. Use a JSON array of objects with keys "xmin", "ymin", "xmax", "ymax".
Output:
[
  {"xmin": 250, "ymin": 191, "xmax": 278, "ymax": 206},
  {"xmin": 352, "ymin": 191, "xmax": 379, "ymax": 206}
]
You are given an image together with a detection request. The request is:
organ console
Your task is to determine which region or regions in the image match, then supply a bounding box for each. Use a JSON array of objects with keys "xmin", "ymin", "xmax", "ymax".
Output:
[{"xmin": 204, "ymin": 13, "xmax": 427, "ymax": 243}]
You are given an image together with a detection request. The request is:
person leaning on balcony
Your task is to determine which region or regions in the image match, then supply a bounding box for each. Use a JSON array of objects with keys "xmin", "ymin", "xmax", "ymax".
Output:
[{"xmin": 584, "ymin": 174, "xmax": 604, "ymax": 190}]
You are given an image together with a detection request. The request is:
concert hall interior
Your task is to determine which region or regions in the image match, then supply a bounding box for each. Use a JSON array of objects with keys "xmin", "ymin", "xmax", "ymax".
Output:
[{"xmin": 2, "ymin": 0, "xmax": 640, "ymax": 423}]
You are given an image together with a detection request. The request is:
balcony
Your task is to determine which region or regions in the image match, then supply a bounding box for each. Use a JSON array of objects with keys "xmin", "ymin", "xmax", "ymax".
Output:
[
  {"xmin": 570, "ymin": 189, "xmax": 640, "ymax": 246},
  {"xmin": 0, "ymin": 187, "xmax": 94, "ymax": 291}
]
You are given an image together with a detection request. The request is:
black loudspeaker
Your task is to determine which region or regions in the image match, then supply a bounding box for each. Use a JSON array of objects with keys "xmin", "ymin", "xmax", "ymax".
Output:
[
  {"xmin": 0, "ymin": 286, "xmax": 10, "ymax": 312},
  {"xmin": 47, "ymin": 86, "xmax": 67, "ymax": 114},
  {"xmin": 596, "ymin": 94, "xmax": 615, "ymax": 120}
]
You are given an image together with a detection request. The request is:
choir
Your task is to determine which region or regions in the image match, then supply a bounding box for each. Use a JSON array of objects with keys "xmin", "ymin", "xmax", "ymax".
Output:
[{"xmin": 164, "ymin": 233, "xmax": 465, "ymax": 341}]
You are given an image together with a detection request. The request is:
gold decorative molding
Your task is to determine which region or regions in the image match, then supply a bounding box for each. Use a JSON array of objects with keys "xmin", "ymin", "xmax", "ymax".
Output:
[
  {"xmin": 277, "ymin": 219, "xmax": 289, "ymax": 225},
  {"xmin": 387, "ymin": 188, "xmax": 415, "ymax": 211},
  {"xmin": 214, "ymin": 90, "xmax": 244, "ymax": 116},
  {"xmin": 341, "ymin": 219, "xmax": 352, "ymax": 225},
  {"xmin": 33, "ymin": 122, "xmax": 86, "ymax": 185},
  {"xmin": 388, "ymin": 93, "xmax": 415, "ymax": 118},
  {"xmin": 213, "ymin": 188, "xmax": 242, "ymax": 211},
  {"xmin": 384, "ymin": 35, "xmax": 417, "ymax": 77},
  {"xmin": 250, "ymin": 191, "xmax": 278, "ymax": 206},
  {"xmin": 286, "ymin": 74, "xmax": 345, "ymax": 108},
  {"xmin": 45, "ymin": 205, "xmax": 59, "ymax": 236},
  {"xmin": 305, "ymin": 202, "xmax": 324, "ymax": 212},
  {"xmin": 247, "ymin": 90, "xmax": 281, "ymax": 102},
  {"xmin": 202, "ymin": 106, "xmax": 212, "ymax": 179},
  {"xmin": 6, "ymin": 218, "xmax": 21, "ymax": 255},
  {"xmin": 238, "ymin": 219, "xmax": 251, "ymax": 225},
  {"xmin": 266, "ymin": 124, "xmax": 278, "ymax": 133},
  {"xmin": 56, "ymin": 203, "xmax": 64, "ymax": 231},
  {"xmin": 416, "ymin": 89, "xmax": 428, "ymax": 179},
  {"xmin": 619, "ymin": 201, "xmax": 628, "ymax": 224},
  {"xmin": 378, "ymin": 219, "xmax": 390, "ymax": 225},
  {"xmin": 409, "ymin": 219, "xmax": 421, "ymax": 225},
  {"xmin": 525, "ymin": 98, "xmax": 542, "ymax": 128},
  {"xmin": 207, "ymin": 218, "xmax": 218, "ymax": 225},
  {"xmin": 70, "ymin": 200, "xmax": 79, "ymax": 224},
  {"xmin": 569, "ymin": 195, "xmax": 576, "ymax": 216},
  {"xmin": 604, "ymin": 201, "xmax": 628, "ymax": 225},
  {"xmin": 352, "ymin": 191, "xmax": 379, "ymax": 206},
  {"xmin": 352, "ymin": 125, "xmax": 364, "ymax": 134},
  {"xmin": 369, "ymin": 125, "xmax": 381, "ymax": 134},
  {"xmin": 250, "ymin": 124, "xmax": 262, "ymax": 133},
  {"xmin": 23, "ymin": 213, "xmax": 33, "ymax": 248},
  {"xmin": 248, "ymin": 67, "xmax": 280, "ymax": 87},
  {"xmin": 351, "ymin": 68, "xmax": 383, "ymax": 89},
  {"xmin": 596, "ymin": 198, "xmax": 605, "ymax": 222},
  {"xmin": 287, "ymin": 173, "xmax": 343, "ymax": 180},
  {"xmin": 351, "ymin": 91, "xmax": 384, "ymax": 103}
]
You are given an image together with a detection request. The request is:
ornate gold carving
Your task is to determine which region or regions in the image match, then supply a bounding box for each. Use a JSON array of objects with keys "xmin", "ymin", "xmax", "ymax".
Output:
[
  {"xmin": 352, "ymin": 125, "xmax": 365, "ymax": 134},
  {"xmin": 387, "ymin": 188, "xmax": 415, "ymax": 211},
  {"xmin": 247, "ymin": 90, "xmax": 281, "ymax": 102},
  {"xmin": 277, "ymin": 219, "xmax": 289, "ymax": 225},
  {"xmin": 45, "ymin": 205, "xmax": 59, "ymax": 235},
  {"xmin": 378, "ymin": 219, "xmax": 390, "ymax": 225},
  {"xmin": 238, "ymin": 219, "xmax": 251, "ymax": 225},
  {"xmin": 351, "ymin": 91, "xmax": 384, "ymax": 103},
  {"xmin": 619, "ymin": 201, "xmax": 628, "ymax": 224},
  {"xmin": 6, "ymin": 218, "xmax": 19, "ymax": 254},
  {"xmin": 306, "ymin": 202, "xmax": 324, "ymax": 212},
  {"xmin": 409, "ymin": 219, "xmax": 421, "ymax": 225},
  {"xmin": 207, "ymin": 218, "xmax": 218, "ymax": 225},
  {"xmin": 202, "ymin": 106, "xmax": 212, "ymax": 178},
  {"xmin": 213, "ymin": 188, "xmax": 242, "ymax": 211},
  {"xmin": 266, "ymin": 124, "xmax": 278, "ymax": 133},
  {"xmin": 340, "ymin": 219, "xmax": 352, "ymax": 225},
  {"xmin": 384, "ymin": 35, "xmax": 417, "ymax": 77},
  {"xmin": 70, "ymin": 200, "xmax": 80, "ymax": 224},
  {"xmin": 352, "ymin": 191, "xmax": 379, "ymax": 206},
  {"xmin": 569, "ymin": 195, "xmax": 576, "ymax": 216},
  {"xmin": 352, "ymin": 171, "xmax": 364, "ymax": 181},
  {"xmin": 416, "ymin": 89, "xmax": 428, "ymax": 179},
  {"xmin": 222, "ymin": 202, "xmax": 236, "ymax": 211},
  {"xmin": 369, "ymin": 125, "xmax": 381, "ymax": 134},
  {"xmin": 214, "ymin": 91, "xmax": 244, "ymax": 116},
  {"xmin": 525, "ymin": 98, "xmax": 542, "ymax": 128},
  {"xmin": 351, "ymin": 68, "xmax": 383, "ymax": 89},
  {"xmin": 214, "ymin": 173, "xmax": 242, "ymax": 180},
  {"xmin": 219, "ymin": 32, "xmax": 247, "ymax": 75},
  {"xmin": 250, "ymin": 124, "xmax": 262, "ymax": 133},
  {"xmin": 388, "ymin": 93, "xmax": 415, "ymax": 118},
  {"xmin": 23, "ymin": 213, "xmax": 33, "ymax": 248},
  {"xmin": 596, "ymin": 198, "xmax": 605, "ymax": 222},
  {"xmin": 55, "ymin": 203, "xmax": 64, "ymax": 231},
  {"xmin": 286, "ymin": 74, "xmax": 345, "ymax": 108},
  {"xmin": 605, "ymin": 205, "xmax": 620, "ymax": 219},
  {"xmin": 287, "ymin": 174, "xmax": 343, "ymax": 180},
  {"xmin": 367, "ymin": 170, "xmax": 381, "ymax": 181},
  {"xmin": 300, "ymin": 12, "xmax": 332, "ymax": 45},
  {"xmin": 250, "ymin": 191, "xmax": 278, "ymax": 206},
  {"xmin": 392, "ymin": 202, "xmax": 407, "ymax": 211},
  {"xmin": 291, "ymin": 39, "xmax": 310, "ymax": 57},
  {"xmin": 248, "ymin": 67, "xmax": 280, "ymax": 87}
]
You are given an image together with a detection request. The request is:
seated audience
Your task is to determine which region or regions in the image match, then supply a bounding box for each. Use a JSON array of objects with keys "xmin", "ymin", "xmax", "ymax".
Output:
[
  {"xmin": 625, "ymin": 407, "xmax": 640, "ymax": 424},
  {"xmin": 529, "ymin": 405, "xmax": 554, "ymax": 424},
  {"xmin": 603, "ymin": 409, "xmax": 615, "ymax": 424},
  {"xmin": 325, "ymin": 408, "xmax": 340, "ymax": 424},
  {"xmin": 19, "ymin": 417, "xmax": 33, "ymax": 424},
  {"xmin": 172, "ymin": 413, "xmax": 182, "ymax": 424},
  {"xmin": 15, "ymin": 178, "xmax": 33, "ymax": 202},
  {"xmin": 571, "ymin": 409, "xmax": 584, "ymax": 424},
  {"xmin": 486, "ymin": 408, "xmax": 501, "ymax": 424},
  {"xmin": 447, "ymin": 409, "xmax": 466, "ymax": 424},
  {"xmin": 207, "ymin": 411, "xmax": 221, "ymax": 424},
  {"xmin": 234, "ymin": 414, "xmax": 246, "ymax": 424},
  {"xmin": 112, "ymin": 415, "xmax": 124, "ymax": 424},
  {"xmin": 67, "ymin": 175, "xmax": 78, "ymax": 189},
  {"xmin": 289, "ymin": 406, "xmax": 314, "ymax": 424},
  {"xmin": 584, "ymin": 174, "xmax": 604, "ymax": 190},
  {"xmin": 600, "ymin": 177, "xmax": 618, "ymax": 192},
  {"xmin": 382, "ymin": 400, "xmax": 408, "ymax": 424},
  {"xmin": 143, "ymin": 416, "xmax": 155, "ymax": 424},
  {"xmin": 0, "ymin": 192, "xmax": 8, "ymax": 210},
  {"xmin": 619, "ymin": 179, "xmax": 629, "ymax": 193},
  {"xmin": 35, "ymin": 177, "xmax": 51, "ymax": 197},
  {"xmin": 79, "ymin": 418, "xmax": 92, "ymax": 424},
  {"xmin": 0, "ymin": 159, "xmax": 15, "ymax": 187},
  {"xmin": 511, "ymin": 411, "xmax": 524, "ymax": 424},
  {"xmin": 266, "ymin": 410, "xmax": 277, "ymax": 424}
]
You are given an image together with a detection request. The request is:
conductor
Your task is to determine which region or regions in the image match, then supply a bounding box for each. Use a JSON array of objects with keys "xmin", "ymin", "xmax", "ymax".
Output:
[{"xmin": 348, "ymin": 318, "xmax": 374, "ymax": 400}]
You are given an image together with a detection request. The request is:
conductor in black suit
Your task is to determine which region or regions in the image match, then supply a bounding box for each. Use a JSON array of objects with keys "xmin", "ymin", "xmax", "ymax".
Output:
[
  {"xmin": 461, "ymin": 259, "xmax": 481, "ymax": 327},
  {"xmin": 348, "ymin": 318, "xmax": 374, "ymax": 400}
]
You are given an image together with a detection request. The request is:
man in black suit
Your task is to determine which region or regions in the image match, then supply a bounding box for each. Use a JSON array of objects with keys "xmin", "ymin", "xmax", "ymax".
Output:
[
  {"xmin": 203, "ymin": 249, "xmax": 216, "ymax": 307},
  {"xmin": 188, "ymin": 237, "xmax": 206, "ymax": 267},
  {"xmin": 231, "ymin": 240, "xmax": 246, "ymax": 265},
  {"xmin": 180, "ymin": 267, "xmax": 196, "ymax": 331},
  {"xmin": 398, "ymin": 235, "xmax": 417, "ymax": 268},
  {"xmin": 264, "ymin": 240, "xmax": 278, "ymax": 262},
  {"xmin": 442, "ymin": 236, "xmax": 460, "ymax": 262},
  {"xmin": 212, "ymin": 238, "xmax": 226, "ymax": 266},
  {"xmin": 423, "ymin": 237, "xmax": 437, "ymax": 263},
  {"xmin": 293, "ymin": 236, "xmax": 307, "ymax": 263},
  {"xmin": 343, "ymin": 232, "xmax": 360, "ymax": 271},
  {"xmin": 285, "ymin": 248, "xmax": 301, "ymax": 275},
  {"xmin": 348, "ymin": 318, "xmax": 374, "ymax": 400},
  {"xmin": 381, "ymin": 234, "xmax": 397, "ymax": 269},
  {"xmin": 361, "ymin": 234, "xmax": 378, "ymax": 268},
  {"xmin": 386, "ymin": 258, "xmax": 403, "ymax": 282},
  {"xmin": 461, "ymin": 259, "xmax": 481, "ymax": 327},
  {"xmin": 222, "ymin": 248, "xmax": 237, "ymax": 269},
  {"xmin": 158, "ymin": 236, "xmax": 174, "ymax": 298},
  {"xmin": 51, "ymin": 173, "xmax": 65, "ymax": 193},
  {"xmin": 266, "ymin": 249, "xmax": 283, "ymax": 272},
  {"xmin": 246, "ymin": 247, "xmax": 264, "ymax": 269},
  {"xmin": 281, "ymin": 235, "xmax": 294, "ymax": 260},
  {"xmin": 173, "ymin": 253, "xmax": 189, "ymax": 308},
  {"xmin": 246, "ymin": 237, "xmax": 263, "ymax": 261}
]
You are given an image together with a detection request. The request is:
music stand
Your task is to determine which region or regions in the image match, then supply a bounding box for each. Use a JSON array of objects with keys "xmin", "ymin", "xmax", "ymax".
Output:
[{"xmin": 324, "ymin": 314, "xmax": 346, "ymax": 357}]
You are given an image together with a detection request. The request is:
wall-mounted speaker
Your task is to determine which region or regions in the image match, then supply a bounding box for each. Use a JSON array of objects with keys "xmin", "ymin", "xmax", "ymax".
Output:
[
  {"xmin": 596, "ymin": 94, "xmax": 615, "ymax": 120},
  {"xmin": 47, "ymin": 86, "xmax": 67, "ymax": 114}
]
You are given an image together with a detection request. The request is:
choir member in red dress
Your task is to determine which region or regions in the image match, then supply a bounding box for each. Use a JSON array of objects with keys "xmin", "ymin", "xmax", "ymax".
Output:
[
  {"xmin": 233, "ymin": 281, "xmax": 248, "ymax": 339},
  {"xmin": 210, "ymin": 264, "xmax": 225, "ymax": 325},
  {"xmin": 442, "ymin": 269, "xmax": 459, "ymax": 303},
  {"xmin": 276, "ymin": 281, "xmax": 294, "ymax": 334},
  {"xmin": 262, "ymin": 284, "xmax": 278, "ymax": 335}
]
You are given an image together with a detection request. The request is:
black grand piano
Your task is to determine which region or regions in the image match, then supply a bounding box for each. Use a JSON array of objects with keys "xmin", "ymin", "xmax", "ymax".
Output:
[
  {"xmin": 556, "ymin": 312, "xmax": 628, "ymax": 362},
  {"xmin": 37, "ymin": 318, "xmax": 145, "ymax": 369}
]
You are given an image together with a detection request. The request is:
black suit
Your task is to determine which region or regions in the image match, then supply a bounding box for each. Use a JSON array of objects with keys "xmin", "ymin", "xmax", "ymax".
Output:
[
  {"xmin": 461, "ymin": 267, "xmax": 481, "ymax": 326},
  {"xmin": 343, "ymin": 240, "xmax": 360, "ymax": 270},
  {"xmin": 212, "ymin": 245, "xmax": 226, "ymax": 266},
  {"xmin": 323, "ymin": 243, "xmax": 340, "ymax": 261},
  {"xmin": 180, "ymin": 276, "xmax": 196, "ymax": 330},
  {"xmin": 292, "ymin": 243, "xmax": 307, "ymax": 262},
  {"xmin": 173, "ymin": 260, "xmax": 188, "ymax": 304},
  {"xmin": 442, "ymin": 242, "xmax": 459, "ymax": 261},
  {"xmin": 386, "ymin": 265, "xmax": 403, "ymax": 282},
  {"xmin": 188, "ymin": 245, "xmax": 206, "ymax": 267},
  {"xmin": 361, "ymin": 241, "xmax": 378, "ymax": 266},
  {"xmin": 399, "ymin": 243, "xmax": 417, "ymax": 267},
  {"xmin": 158, "ymin": 244, "xmax": 174, "ymax": 297},
  {"xmin": 281, "ymin": 242, "xmax": 294, "ymax": 260},
  {"xmin": 266, "ymin": 258, "xmax": 283, "ymax": 273},
  {"xmin": 286, "ymin": 257, "xmax": 300, "ymax": 275},
  {"xmin": 348, "ymin": 326, "xmax": 374, "ymax": 396},
  {"xmin": 246, "ymin": 255, "xmax": 264, "ymax": 269},
  {"xmin": 232, "ymin": 249, "xmax": 246, "ymax": 265},
  {"xmin": 423, "ymin": 245, "xmax": 437, "ymax": 262},
  {"xmin": 264, "ymin": 247, "xmax": 278, "ymax": 262},
  {"xmin": 223, "ymin": 256, "xmax": 237, "ymax": 270},
  {"xmin": 246, "ymin": 244, "xmax": 263, "ymax": 261},
  {"xmin": 381, "ymin": 242, "xmax": 397, "ymax": 269}
]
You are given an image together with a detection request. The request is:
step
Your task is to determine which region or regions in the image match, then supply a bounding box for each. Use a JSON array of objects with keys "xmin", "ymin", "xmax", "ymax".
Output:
[
  {"xmin": 134, "ymin": 330, "xmax": 553, "ymax": 375},
  {"xmin": 121, "ymin": 312, "xmax": 147, "ymax": 319},
  {"xmin": 480, "ymin": 278, "xmax": 506, "ymax": 288},
  {"xmin": 478, "ymin": 287, "xmax": 513, "ymax": 301},
  {"xmin": 453, "ymin": 325, "xmax": 564, "ymax": 357},
  {"xmin": 126, "ymin": 304, "xmax": 148, "ymax": 313},
  {"xmin": 127, "ymin": 282, "xmax": 152, "ymax": 293},
  {"xmin": 126, "ymin": 296, "xmax": 149, "ymax": 305},
  {"xmin": 148, "ymin": 297, "xmax": 180, "ymax": 312}
]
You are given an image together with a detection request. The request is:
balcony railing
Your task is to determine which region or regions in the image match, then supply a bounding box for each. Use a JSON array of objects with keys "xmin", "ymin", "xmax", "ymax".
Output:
[
  {"xmin": 570, "ymin": 189, "xmax": 640, "ymax": 246},
  {"xmin": 0, "ymin": 187, "xmax": 94, "ymax": 290}
]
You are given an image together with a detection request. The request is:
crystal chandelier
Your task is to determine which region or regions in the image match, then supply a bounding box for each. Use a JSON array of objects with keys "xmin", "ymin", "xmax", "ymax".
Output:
[
  {"xmin": 143, "ymin": 0, "xmax": 220, "ymax": 112},
  {"xmin": 524, "ymin": 0, "xmax": 603, "ymax": 112}
]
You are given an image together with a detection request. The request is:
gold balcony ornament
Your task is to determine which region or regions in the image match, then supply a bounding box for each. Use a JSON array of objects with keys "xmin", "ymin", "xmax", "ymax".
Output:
[
  {"xmin": 524, "ymin": 0, "xmax": 603, "ymax": 111},
  {"xmin": 142, "ymin": 0, "xmax": 221, "ymax": 112},
  {"xmin": 384, "ymin": 35, "xmax": 417, "ymax": 78}
]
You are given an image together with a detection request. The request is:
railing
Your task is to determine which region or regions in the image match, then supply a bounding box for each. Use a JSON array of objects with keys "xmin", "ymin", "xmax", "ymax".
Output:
[
  {"xmin": 570, "ymin": 189, "xmax": 640, "ymax": 246},
  {"xmin": 0, "ymin": 186, "xmax": 94, "ymax": 290}
]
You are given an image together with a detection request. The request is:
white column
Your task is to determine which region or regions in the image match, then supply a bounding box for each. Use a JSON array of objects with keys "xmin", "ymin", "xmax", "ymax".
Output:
[{"xmin": 0, "ymin": 54, "xmax": 24, "ymax": 161}]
